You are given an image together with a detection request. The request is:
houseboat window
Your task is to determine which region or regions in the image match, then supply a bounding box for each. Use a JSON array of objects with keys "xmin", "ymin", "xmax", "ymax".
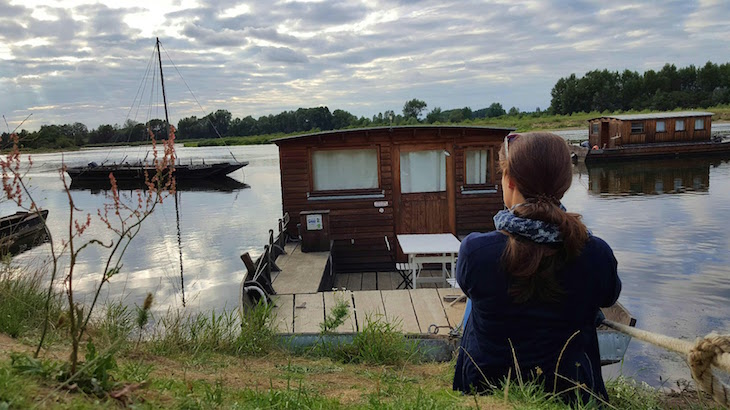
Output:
[
  {"xmin": 656, "ymin": 121, "xmax": 666, "ymax": 132},
  {"xmin": 630, "ymin": 122, "xmax": 644, "ymax": 133},
  {"xmin": 465, "ymin": 149, "xmax": 490, "ymax": 185},
  {"xmin": 695, "ymin": 119, "xmax": 705, "ymax": 130},
  {"xmin": 591, "ymin": 123, "xmax": 599, "ymax": 134},
  {"xmin": 400, "ymin": 150, "xmax": 446, "ymax": 193},
  {"xmin": 676, "ymin": 120, "xmax": 685, "ymax": 131},
  {"xmin": 312, "ymin": 149, "xmax": 378, "ymax": 191}
]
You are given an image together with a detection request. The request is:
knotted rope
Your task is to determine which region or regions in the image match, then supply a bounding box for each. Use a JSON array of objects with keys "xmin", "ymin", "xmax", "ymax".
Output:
[{"xmin": 603, "ymin": 319, "xmax": 730, "ymax": 408}]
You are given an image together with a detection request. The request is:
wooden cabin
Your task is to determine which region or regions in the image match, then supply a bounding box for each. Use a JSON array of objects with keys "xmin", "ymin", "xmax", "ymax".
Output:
[
  {"xmin": 273, "ymin": 125, "xmax": 513, "ymax": 272},
  {"xmin": 588, "ymin": 111, "xmax": 713, "ymax": 149}
]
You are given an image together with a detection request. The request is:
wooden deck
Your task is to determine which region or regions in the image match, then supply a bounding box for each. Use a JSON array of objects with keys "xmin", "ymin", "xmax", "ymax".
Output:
[
  {"xmin": 270, "ymin": 288, "xmax": 466, "ymax": 335},
  {"xmin": 271, "ymin": 242, "xmax": 330, "ymax": 294}
]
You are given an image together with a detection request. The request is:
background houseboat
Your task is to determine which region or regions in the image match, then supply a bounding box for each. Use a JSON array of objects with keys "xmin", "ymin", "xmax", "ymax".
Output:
[
  {"xmin": 273, "ymin": 125, "xmax": 513, "ymax": 272},
  {"xmin": 585, "ymin": 111, "xmax": 730, "ymax": 161}
]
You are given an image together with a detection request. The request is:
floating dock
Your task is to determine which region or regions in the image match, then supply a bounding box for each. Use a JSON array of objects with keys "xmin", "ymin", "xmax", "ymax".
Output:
[{"xmin": 269, "ymin": 242, "xmax": 466, "ymax": 335}]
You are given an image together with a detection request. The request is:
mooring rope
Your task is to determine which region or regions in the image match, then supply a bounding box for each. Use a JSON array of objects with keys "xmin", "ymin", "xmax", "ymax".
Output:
[{"xmin": 603, "ymin": 319, "xmax": 730, "ymax": 408}]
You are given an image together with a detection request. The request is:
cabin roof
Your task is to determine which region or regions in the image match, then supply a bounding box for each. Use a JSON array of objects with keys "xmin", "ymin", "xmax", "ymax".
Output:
[
  {"xmin": 272, "ymin": 125, "xmax": 516, "ymax": 144},
  {"xmin": 588, "ymin": 111, "xmax": 714, "ymax": 122}
]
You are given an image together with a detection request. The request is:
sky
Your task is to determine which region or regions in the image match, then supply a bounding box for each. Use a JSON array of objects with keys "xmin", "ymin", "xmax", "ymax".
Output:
[{"xmin": 1, "ymin": 0, "xmax": 729, "ymax": 132}]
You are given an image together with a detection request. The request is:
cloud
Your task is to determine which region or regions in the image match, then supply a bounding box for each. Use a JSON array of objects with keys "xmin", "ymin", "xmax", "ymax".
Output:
[{"xmin": 2, "ymin": 0, "xmax": 730, "ymax": 130}]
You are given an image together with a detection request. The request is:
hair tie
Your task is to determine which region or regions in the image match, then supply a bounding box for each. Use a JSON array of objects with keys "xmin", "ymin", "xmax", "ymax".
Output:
[{"xmin": 527, "ymin": 194, "xmax": 561, "ymax": 206}]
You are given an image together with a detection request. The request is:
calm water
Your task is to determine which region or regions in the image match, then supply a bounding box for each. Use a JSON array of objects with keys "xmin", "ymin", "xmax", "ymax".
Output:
[{"xmin": 3, "ymin": 143, "xmax": 729, "ymax": 387}]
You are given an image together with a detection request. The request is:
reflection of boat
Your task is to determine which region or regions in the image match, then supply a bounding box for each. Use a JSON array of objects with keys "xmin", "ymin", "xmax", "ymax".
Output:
[
  {"xmin": 70, "ymin": 175, "xmax": 249, "ymax": 193},
  {"xmin": 586, "ymin": 157, "xmax": 715, "ymax": 196},
  {"xmin": 599, "ymin": 302, "xmax": 636, "ymax": 365},
  {"xmin": 66, "ymin": 38, "xmax": 246, "ymax": 183},
  {"xmin": 0, "ymin": 210, "xmax": 50, "ymax": 255}
]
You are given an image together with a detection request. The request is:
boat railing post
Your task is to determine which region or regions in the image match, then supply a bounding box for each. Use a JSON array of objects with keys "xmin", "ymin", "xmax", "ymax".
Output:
[{"xmin": 268, "ymin": 229, "xmax": 282, "ymax": 272}]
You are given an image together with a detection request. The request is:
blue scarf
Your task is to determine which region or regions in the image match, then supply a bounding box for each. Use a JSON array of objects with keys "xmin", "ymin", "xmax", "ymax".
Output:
[{"xmin": 493, "ymin": 203, "xmax": 567, "ymax": 243}]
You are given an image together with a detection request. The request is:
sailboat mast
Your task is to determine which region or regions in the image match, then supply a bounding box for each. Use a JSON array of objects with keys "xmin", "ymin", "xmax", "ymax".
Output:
[{"xmin": 156, "ymin": 37, "xmax": 171, "ymax": 138}]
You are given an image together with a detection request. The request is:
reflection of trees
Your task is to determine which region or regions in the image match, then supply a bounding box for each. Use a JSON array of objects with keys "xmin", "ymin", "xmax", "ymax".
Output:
[{"xmin": 586, "ymin": 158, "xmax": 727, "ymax": 196}]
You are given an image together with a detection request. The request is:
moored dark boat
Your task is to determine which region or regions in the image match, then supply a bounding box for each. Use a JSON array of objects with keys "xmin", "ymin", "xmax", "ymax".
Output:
[
  {"xmin": 66, "ymin": 37, "xmax": 247, "ymax": 184},
  {"xmin": 65, "ymin": 161, "xmax": 247, "ymax": 182},
  {"xmin": 0, "ymin": 210, "xmax": 50, "ymax": 255}
]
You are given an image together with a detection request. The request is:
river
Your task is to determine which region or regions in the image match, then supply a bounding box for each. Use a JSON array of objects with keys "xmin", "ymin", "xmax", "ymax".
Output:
[{"xmin": 2, "ymin": 141, "xmax": 729, "ymax": 388}]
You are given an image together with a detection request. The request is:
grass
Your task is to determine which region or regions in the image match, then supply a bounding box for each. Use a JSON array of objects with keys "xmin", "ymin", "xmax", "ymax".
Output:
[
  {"xmin": 0, "ymin": 260, "xmax": 62, "ymax": 340},
  {"xmin": 0, "ymin": 271, "xmax": 724, "ymax": 409}
]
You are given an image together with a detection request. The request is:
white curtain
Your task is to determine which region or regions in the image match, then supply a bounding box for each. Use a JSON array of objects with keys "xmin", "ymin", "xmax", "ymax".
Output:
[
  {"xmin": 400, "ymin": 150, "xmax": 446, "ymax": 193},
  {"xmin": 312, "ymin": 149, "xmax": 378, "ymax": 191},
  {"xmin": 465, "ymin": 149, "xmax": 489, "ymax": 184}
]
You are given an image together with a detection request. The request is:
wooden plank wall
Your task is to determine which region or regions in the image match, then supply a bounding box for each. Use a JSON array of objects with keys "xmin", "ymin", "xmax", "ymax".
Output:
[
  {"xmin": 277, "ymin": 127, "xmax": 509, "ymax": 270},
  {"xmin": 619, "ymin": 115, "xmax": 712, "ymax": 145},
  {"xmin": 453, "ymin": 139, "xmax": 503, "ymax": 236}
]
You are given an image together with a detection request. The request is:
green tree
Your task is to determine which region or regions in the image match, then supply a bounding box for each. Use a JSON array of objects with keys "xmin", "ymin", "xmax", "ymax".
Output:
[
  {"xmin": 484, "ymin": 102, "xmax": 506, "ymax": 118},
  {"xmin": 332, "ymin": 109, "xmax": 356, "ymax": 129},
  {"xmin": 402, "ymin": 99, "xmax": 427, "ymax": 120},
  {"xmin": 425, "ymin": 107, "xmax": 443, "ymax": 124}
]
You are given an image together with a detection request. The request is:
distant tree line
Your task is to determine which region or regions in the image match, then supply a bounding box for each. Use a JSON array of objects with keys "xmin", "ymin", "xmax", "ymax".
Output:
[
  {"xmin": 550, "ymin": 61, "xmax": 730, "ymax": 115},
  {"xmin": 5, "ymin": 60, "xmax": 729, "ymax": 149}
]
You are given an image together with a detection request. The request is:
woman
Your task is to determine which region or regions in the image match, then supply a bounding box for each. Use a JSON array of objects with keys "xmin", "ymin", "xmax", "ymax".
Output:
[{"xmin": 453, "ymin": 132, "xmax": 621, "ymax": 404}]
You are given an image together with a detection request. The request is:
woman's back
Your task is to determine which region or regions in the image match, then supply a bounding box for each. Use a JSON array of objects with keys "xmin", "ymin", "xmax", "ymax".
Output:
[
  {"xmin": 453, "ymin": 231, "xmax": 620, "ymax": 402},
  {"xmin": 452, "ymin": 132, "xmax": 622, "ymax": 405}
]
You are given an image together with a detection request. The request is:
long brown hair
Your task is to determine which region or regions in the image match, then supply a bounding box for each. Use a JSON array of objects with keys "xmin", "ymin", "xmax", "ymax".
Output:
[{"xmin": 499, "ymin": 132, "xmax": 589, "ymax": 303}]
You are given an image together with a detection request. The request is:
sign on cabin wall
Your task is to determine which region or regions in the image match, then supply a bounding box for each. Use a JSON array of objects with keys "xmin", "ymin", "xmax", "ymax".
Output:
[
  {"xmin": 374, "ymin": 201, "xmax": 388, "ymax": 207},
  {"xmin": 306, "ymin": 214, "xmax": 323, "ymax": 230}
]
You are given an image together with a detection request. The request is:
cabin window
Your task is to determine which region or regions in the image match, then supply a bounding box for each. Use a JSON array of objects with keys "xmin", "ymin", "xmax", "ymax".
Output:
[
  {"xmin": 695, "ymin": 119, "xmax": 705, "ymax": 130},
  {"xmin": 676, "ymin": 120, "xmax": 685, "ymax": 131},
  {"xmin": 311, "ymin": 149, "xmax": 378, "ymax": 191},
  {"xmin": 656, "ymin": 121, "xmax": 666, "ymax": 132},
  {"xmin": 400, "ymin": 150, "xmax": 446, "ymax": 193},
  {"xmin": 465, "ymin": 149, "xmax": 491, "ymax": 185},
  {"xmin": 591, "ymin": 123, "xmax": 599, "ymax": 134},
  {"xmin": 630, "ymin": 122, "xmax": 644, "ymax": 134}
]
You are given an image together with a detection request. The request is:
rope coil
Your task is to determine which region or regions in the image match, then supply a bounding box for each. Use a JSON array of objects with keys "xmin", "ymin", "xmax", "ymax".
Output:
[{"xmin": 603, "ymin": 319, "xmax": 730, "ymax": 408}]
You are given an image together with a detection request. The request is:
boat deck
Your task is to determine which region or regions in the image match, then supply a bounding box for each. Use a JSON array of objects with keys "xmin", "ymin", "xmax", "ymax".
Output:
[
  {"xmin": 271, "ymin": 243, "xmax": 330, "ymax": 294},
  {"xmin": 270, "ymin": 288, "xmax": 466, "ymax": 334},
  {"xmin": 270, "ymin": 241, "xmax": 465, "ymax": 335}
]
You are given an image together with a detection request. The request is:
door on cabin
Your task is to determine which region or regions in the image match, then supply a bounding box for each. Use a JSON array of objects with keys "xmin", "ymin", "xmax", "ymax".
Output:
[{"xmin": 394, "ymin": 144, "xmax": 455, "ymax": 236}]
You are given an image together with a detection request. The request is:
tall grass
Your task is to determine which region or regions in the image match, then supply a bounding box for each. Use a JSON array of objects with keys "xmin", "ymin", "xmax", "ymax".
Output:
[
  {"xmin": 149, "ymin": 301, "xmax": 276, "ymax": 357},
  {"xmin": 0, "ymin": 263, "xmax": 62, "ymax": 339}
]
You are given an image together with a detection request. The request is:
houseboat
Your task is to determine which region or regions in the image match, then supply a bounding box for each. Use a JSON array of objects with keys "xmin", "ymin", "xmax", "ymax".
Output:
[
  {"xmin": 585, "ymin": 111, "xmax": 730, "ymax": 162},
  {"xmin": 273, "ymin": 125, "xmax": 512, "ymax": 272},
  {"xmin": 240, "ymin": 126, "xmax": 637, "ymax": 365}
]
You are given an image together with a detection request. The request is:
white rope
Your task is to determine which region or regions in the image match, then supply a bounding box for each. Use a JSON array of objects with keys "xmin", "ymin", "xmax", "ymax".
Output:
[{"xmin": 603, "ymin": 319, "xmax": 730, "ymax": 408}]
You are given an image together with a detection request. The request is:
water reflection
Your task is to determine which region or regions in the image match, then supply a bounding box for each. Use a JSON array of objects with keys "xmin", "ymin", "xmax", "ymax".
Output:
[
  {"xmin": 69, "ymin": 176, "xmax": 250, "ymax": 193},
  {"xmin": 586, "ymin": 158, "xmax": 718, "ymax": 196},
  {"xmin": 566, "ymin": 155, "xmax": 730, "ymax": 387}
]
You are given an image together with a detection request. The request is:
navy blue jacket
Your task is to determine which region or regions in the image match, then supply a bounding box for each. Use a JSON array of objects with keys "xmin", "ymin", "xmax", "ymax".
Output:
[{"xmin": 453, "ymin": 231, "xmax": 621, "ymax": 403}]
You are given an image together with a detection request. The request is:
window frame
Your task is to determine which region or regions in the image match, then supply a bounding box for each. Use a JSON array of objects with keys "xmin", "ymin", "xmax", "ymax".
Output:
[
  {"xmin": 630, "ymin": 121, "xmax": 645, "ymax": 134},
  {"xmin": 656, "ymin": 120, "xmax": 666, "ymax": 133},
  {"xmin": 591, "ymin": 123, "xmax": 599, "ymax": 134},
  {"xmin": 460, "ymin": 145, "xmax": 498, "ymax": 195},
  {"xmin": 308, "ymin": 145, "xmax": 382, "ymax": 198},
  {"xmin": 694, "ymin": 118, "xmax": 705, "ymax": 130},
  {"xmin": 399, "ymin": 148, "xmax": 448, "ymax": 194},
  {"xmin": 676, "ymin": 119, "xmax": 685, "ymax": 131}
]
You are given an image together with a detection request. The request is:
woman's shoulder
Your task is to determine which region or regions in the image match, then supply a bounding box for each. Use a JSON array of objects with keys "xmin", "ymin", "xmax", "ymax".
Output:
[
  {"xmin": 460, "ymin": 231, "xmax": 507, "ymax": 256},
  {"xmin": 582, "ymin": 234, "xmax": 616, "ymax": 259}
]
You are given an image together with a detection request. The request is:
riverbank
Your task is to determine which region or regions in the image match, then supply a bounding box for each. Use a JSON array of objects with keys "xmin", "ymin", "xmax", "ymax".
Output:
[
  {"xmin": 0, "ymin": 271, "xmax": 722, "ymax": 409},
  {"xmin": 0, "ymin": 332, "xmax": 720, "ymax": 409}
]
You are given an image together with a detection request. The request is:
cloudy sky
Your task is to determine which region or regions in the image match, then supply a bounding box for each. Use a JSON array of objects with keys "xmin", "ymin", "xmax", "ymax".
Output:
[{"xmin": 2, "ymin": 0, "xmax": 729, "ymax": 131}]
